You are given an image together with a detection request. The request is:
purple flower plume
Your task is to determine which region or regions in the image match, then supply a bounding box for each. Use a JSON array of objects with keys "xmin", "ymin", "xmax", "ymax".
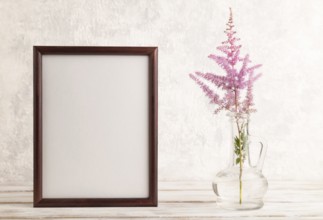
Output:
[{"xmin": 189, "ymin": 8, "xmax": 262, "ymax": 115}]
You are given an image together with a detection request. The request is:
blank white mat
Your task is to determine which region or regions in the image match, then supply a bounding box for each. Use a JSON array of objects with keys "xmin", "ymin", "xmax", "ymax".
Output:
[{"xmin": 42, "ymin": 55, "xmax": 149, "ymax": 198}]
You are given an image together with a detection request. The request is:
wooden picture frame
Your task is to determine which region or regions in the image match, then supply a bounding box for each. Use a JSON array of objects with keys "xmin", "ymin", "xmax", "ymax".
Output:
[{"xmin": 33, "ymin": 46, "xmax": 158, "ymax": 207}]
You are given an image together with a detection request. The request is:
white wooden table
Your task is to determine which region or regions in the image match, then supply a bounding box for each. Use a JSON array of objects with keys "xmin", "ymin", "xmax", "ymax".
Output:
[{"xmin": 0, "ymin": 181, "xmax": 322, "ymax": 219}]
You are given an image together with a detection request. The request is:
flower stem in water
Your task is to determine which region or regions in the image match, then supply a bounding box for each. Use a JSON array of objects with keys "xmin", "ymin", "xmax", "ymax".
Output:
[{"xmin": 239, "ymin": 161, "xmax": 242, "ymax": 204}]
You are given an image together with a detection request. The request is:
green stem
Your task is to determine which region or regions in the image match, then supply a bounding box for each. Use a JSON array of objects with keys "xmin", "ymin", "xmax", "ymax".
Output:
[
  {"xmin": 233, "ymin": 87, "xmax": 243, "ymax": 205},
  {"xmin": 235, "ymin": 119, "xmax": 243, "ymax": 204},
  {"xmin": 239, "ymin": 152, "xmax": 243, "ymax": 204}
]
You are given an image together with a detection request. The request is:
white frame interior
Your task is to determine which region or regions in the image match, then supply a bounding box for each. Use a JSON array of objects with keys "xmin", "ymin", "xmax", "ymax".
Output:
[{"xmin": 41, "ymin": 54, "xmax": 150, "ymax": 198}]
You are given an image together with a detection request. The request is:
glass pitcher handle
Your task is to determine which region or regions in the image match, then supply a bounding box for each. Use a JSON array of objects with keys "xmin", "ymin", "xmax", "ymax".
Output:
[{"xmin": 248, "ymin": 135, "xmax": 268, "ymax": 171}]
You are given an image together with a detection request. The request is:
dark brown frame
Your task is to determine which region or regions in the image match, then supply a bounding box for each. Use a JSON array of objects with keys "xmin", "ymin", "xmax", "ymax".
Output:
[{"xmin": 33, "ymin": 46, "xmax": 158, "ymax": 207}]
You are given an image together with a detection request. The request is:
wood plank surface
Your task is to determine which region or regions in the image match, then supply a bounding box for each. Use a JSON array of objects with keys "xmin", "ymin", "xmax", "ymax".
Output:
[{"xmin": 0, "ymin": 181, "xmax": 322, "ymax": 219}]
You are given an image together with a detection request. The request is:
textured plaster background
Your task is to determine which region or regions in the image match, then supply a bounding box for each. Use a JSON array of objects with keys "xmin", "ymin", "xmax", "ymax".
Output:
[{"xmin": 0, "ymin": 0, "xmax": 323, "ymax": 184}]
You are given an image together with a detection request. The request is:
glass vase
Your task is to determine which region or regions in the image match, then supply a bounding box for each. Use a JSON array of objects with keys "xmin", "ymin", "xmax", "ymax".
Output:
[{"xmin": 212, "ymin": 113, "xmax": 268, "ymax": 210}]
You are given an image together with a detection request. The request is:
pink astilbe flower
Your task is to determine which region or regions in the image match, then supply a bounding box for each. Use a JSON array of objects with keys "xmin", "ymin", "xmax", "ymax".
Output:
[
  {"xmin": 189, "ymin": 8, "xmax": 262, "ymax": 115},
  {"xmin": 189, "ymin": 73, "xmax": 221, "ymax": 105}
]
